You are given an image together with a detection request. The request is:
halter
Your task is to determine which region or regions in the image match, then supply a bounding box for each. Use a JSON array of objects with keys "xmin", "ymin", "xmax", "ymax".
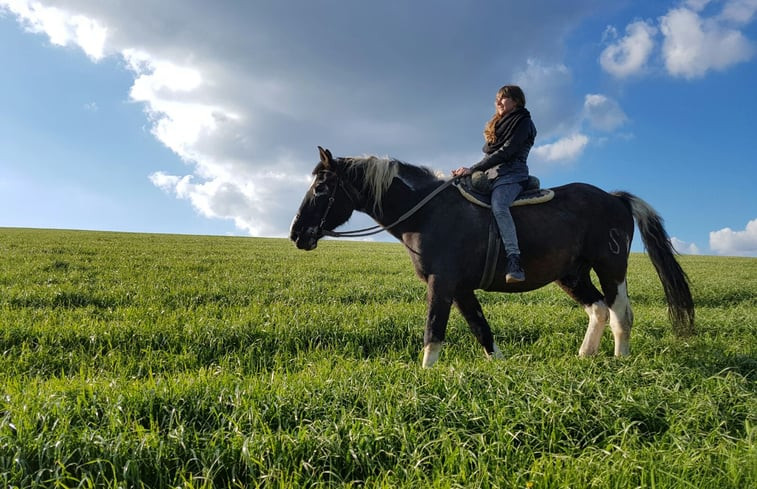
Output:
[
  {"xmin": 317, "ymin": 170, "xmax": 456, "ymax": 238},
  {"xmin": 316, "ymin": 171, "xmax": 343, "ymax": 235}
]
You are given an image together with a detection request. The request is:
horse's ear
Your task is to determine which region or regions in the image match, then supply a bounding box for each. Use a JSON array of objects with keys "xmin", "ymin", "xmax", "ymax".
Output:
[{"xmin": 318, "ymin": 146, "xmax": 333, "ymax": 169}]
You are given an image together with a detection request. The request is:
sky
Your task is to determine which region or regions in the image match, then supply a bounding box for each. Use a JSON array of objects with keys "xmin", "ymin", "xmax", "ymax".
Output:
[{"xmin": 0, "ymin": 0, "xmax": 756, "ymax": 257}]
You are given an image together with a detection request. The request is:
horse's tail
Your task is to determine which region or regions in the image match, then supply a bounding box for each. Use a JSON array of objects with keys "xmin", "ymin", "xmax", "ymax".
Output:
[{"xmin": 613, "ymin": 191, "xmax": 695, "ymax": 336}]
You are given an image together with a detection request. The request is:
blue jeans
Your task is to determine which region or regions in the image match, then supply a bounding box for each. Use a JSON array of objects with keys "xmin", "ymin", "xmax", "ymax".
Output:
[{"xmin": 491, "ymin": 181, "xmax": 526, "ymax": 256}]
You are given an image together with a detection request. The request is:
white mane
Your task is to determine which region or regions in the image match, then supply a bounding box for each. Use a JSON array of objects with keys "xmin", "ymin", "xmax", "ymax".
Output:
[
  {"xmin": 343, "ymin": 156, "xmax": 399, "ymax": 211},
  {"xmin": 341, "ymin": 156, "xmax": 442, "ymax": 212}
]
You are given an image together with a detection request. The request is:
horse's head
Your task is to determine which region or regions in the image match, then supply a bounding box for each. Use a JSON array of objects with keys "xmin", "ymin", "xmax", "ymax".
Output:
[{"xmin": 290, "ymin": 146, "xmax": 356, "ymax": 250}]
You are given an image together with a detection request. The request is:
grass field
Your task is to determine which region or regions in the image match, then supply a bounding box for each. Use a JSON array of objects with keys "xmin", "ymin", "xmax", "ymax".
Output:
[{"xmin": 1, "ymin": 227, "xmax": 755, "ymax": 488}]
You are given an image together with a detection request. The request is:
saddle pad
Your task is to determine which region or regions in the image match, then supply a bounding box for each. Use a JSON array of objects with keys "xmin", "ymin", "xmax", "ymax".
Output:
[{"xmin": 453, "ymin": 180, "xmax": 554, "ymax": 208}]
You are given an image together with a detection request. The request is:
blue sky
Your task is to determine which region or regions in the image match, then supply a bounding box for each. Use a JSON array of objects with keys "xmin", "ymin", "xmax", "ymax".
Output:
[{"xmin": 1, "ymin": 0, "xmax": 756, "ymax": 256}]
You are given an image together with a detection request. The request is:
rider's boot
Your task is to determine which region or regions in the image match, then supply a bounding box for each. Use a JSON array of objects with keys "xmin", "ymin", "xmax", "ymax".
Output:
[{"xmin": 506, "ymin": 254, "xmax": 525, "ymax": 283}]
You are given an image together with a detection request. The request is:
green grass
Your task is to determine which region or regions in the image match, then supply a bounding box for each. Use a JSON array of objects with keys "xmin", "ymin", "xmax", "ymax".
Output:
[{"xmin": 1, "ymin": 227, "xmax": 755, "ymax": 488}]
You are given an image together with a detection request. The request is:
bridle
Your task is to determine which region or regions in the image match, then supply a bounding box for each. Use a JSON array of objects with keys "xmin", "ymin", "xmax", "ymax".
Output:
[
  {"xmin": 313, "ymin": 169, "xmax": 457, "ymax": 238},
  {"xmin": 316, "ymin": 170, "xmax": 347, "ymax": 235}
]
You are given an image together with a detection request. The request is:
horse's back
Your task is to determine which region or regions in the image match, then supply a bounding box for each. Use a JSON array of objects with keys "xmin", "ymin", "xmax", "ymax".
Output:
[
  {"xmin": 451, "ymin": 181, "xmax": 633, "ymax": 254},
  {"xmin": 507, "ymin": 182, "xmax": 634, "ymax": 283},
  {"xmin": 528, "ymin": 182, "xmax": 631, "ymax": 222}
]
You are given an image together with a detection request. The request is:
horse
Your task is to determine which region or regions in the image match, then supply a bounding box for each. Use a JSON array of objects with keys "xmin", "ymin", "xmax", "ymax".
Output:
[{"xmin": 290, "ymin": 147, "xmax": 694, "ymax": 367}]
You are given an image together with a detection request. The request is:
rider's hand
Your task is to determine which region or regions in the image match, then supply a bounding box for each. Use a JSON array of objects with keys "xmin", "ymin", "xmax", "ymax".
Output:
[{"xmin": 452, "ymin": 167, "xmax": 472, "ymax": 177}]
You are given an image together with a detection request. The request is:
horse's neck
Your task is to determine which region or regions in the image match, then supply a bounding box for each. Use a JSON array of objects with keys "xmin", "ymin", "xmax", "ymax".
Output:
[{"xmin": 359, "ymin": 175, "xmax": 437, "ymax": 232}]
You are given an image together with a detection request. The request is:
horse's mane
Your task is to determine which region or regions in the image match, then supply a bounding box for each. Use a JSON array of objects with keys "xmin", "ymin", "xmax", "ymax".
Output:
[{"xmin": 341, "ymin": 156, "xmax": 442, "ymax": 211}]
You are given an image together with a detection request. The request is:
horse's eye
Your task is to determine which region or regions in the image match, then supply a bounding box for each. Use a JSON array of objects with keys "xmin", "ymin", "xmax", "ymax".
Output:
[
  {"xmin": 312, "ymin": 181, "xmax": 331, "ymax": 197},
  {"xmin": 311, "ymin": 172, "xmax": 335, "ymax": 196}
]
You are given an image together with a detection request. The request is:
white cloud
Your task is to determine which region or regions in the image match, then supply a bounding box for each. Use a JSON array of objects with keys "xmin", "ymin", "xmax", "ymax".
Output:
[
  {"xmin": 71, "ymin": 14, "xmax": 106, "ymax": 60},
  {"xmin": 1, "ymin": 1, "xmax": 107, "ymax": 60},
  {"xmin": 583, "ymin": 94, "xmax": 628, "ymax": 132},
  {"xmin": 671, "ymin": 237, "xmax": 701, "ymax": 255},
  {"xmin": 719, "ymin": 0, "xmax": 757, "ymax": 23},
  {"xmin": 150, "ymin": 169, "xmax": 311, "ymax": 237},
  {"xmin": 532, "ymin": 134, "xmax": 589, "ymax": 163},
  {"xmin": 600, "ymin": 0, "xmax": 757, "ymax": 80},
  {"xmin": 148, "ymin": 171, "xmax": 184, "ymax": 193},
  {"xmin": 600, "ymin": 20, "xmax": 657, "ymax": 78},
  {"xmin": 124, "ymin": 49, "xmax": 202, "ymax": 94},
  {"xmin": 660, "ymin": 6, "xmax": 755, "ymax": 79},
  {"xmin": 122, "ymin": 48, "xmax": 240, "ymax": 167},
  {"xmin": 709, "ymin": 218, "xmax": 757, "ymax": 256}
]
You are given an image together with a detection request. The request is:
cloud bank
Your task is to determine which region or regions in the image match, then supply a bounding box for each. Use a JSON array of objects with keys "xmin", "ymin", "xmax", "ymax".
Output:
[
  {"xmin": 671, "ymin": 237, "xmax": 701, "ymax": 255},
  {"xmin": 601, "ymin": 0, "xmax": 757, "ymax": 79},
  {"xmin": 3, "ymin": 0, "xmax": 624, "ymax": 237},
  {"xmin": 710, "ymin": 218, "xmax": 757, "ymax": 256}
]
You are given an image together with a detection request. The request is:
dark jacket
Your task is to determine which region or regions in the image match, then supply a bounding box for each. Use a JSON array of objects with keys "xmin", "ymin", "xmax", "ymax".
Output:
[{"xmin": 470, "ymin": 108, "xmax": 536, "ymax": 186}]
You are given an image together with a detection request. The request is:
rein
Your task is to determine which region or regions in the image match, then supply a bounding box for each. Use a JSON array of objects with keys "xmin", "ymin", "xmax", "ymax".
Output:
[{"xmin": 321, "ymin": 175, "xmax": 457, "ymax": 238}]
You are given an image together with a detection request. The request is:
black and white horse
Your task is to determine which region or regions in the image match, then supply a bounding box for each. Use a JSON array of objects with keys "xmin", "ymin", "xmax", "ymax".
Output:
[{"xmin": 290, "ymin": 147, "xmax": 694, "ymax": 367}]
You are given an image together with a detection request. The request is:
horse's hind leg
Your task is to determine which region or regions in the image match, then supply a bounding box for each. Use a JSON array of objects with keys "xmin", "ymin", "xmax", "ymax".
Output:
[
  {"xmin": 557, "ymin": 266, "xmax": 609, "ymax": 356},
  {"xmin": 453, "ymin": 289, "xmax": 503, "ymax": 359},
  {"xmin": 600, "ymin": 278, "xmax": 633, "ymax": 357}
]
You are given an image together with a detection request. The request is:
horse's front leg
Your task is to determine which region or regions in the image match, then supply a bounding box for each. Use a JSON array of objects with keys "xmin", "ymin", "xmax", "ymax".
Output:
[
  {"xmin": 454, "ymin": 289, "xmax": 503, "ymax": 359},
  {"xmin": 422, "ymin": 275, "xmax": 453, "ymax": 368}
]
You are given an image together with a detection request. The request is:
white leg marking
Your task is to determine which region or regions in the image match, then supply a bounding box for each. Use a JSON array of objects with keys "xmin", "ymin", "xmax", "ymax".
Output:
[
  {"xmin": 609, "ymin": 281, "xmax": 633, "ymax": 357},
  {"xmin": 487, "ymin": 342, "xmax": 504, "ymax": 360},
  {"xmin": 422, "ymin": 342, "xmax": 443, "ymax": 368},
  {"xmin": 579, "ymin": 300, "xmax": 609, "ymax": 357}
]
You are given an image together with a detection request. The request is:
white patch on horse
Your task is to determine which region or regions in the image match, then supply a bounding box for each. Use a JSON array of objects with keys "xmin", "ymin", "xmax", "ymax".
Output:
[
  {"xmin": 422, "ymin": 342, "xmax": 443, "ymax": 368},
  {"xmin": 488, "ymin": 342, "xmax": 504, "ymax": 359},
  {"xmin": 579, "ymin": 300, "xmax": 609, "ymax": 356},
  {"xmin": 609, "ymin": 280, "xmax": 632, "ymax": 356}
]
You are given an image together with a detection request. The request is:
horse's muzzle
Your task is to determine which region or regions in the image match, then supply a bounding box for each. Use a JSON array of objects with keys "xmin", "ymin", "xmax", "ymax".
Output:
[{"xmin": 290, "ymin": 227, "xmax": 319, "ymax": 251}]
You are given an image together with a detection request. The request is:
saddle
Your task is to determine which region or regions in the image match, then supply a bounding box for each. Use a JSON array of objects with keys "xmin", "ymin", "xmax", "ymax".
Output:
[
  {"xmin": 452, "ymin": 172, "xmax": 554, "ymax": 290},
  {"xmin": 452, "ymin": 172, "xmax": 554, "ymax": 208}
]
